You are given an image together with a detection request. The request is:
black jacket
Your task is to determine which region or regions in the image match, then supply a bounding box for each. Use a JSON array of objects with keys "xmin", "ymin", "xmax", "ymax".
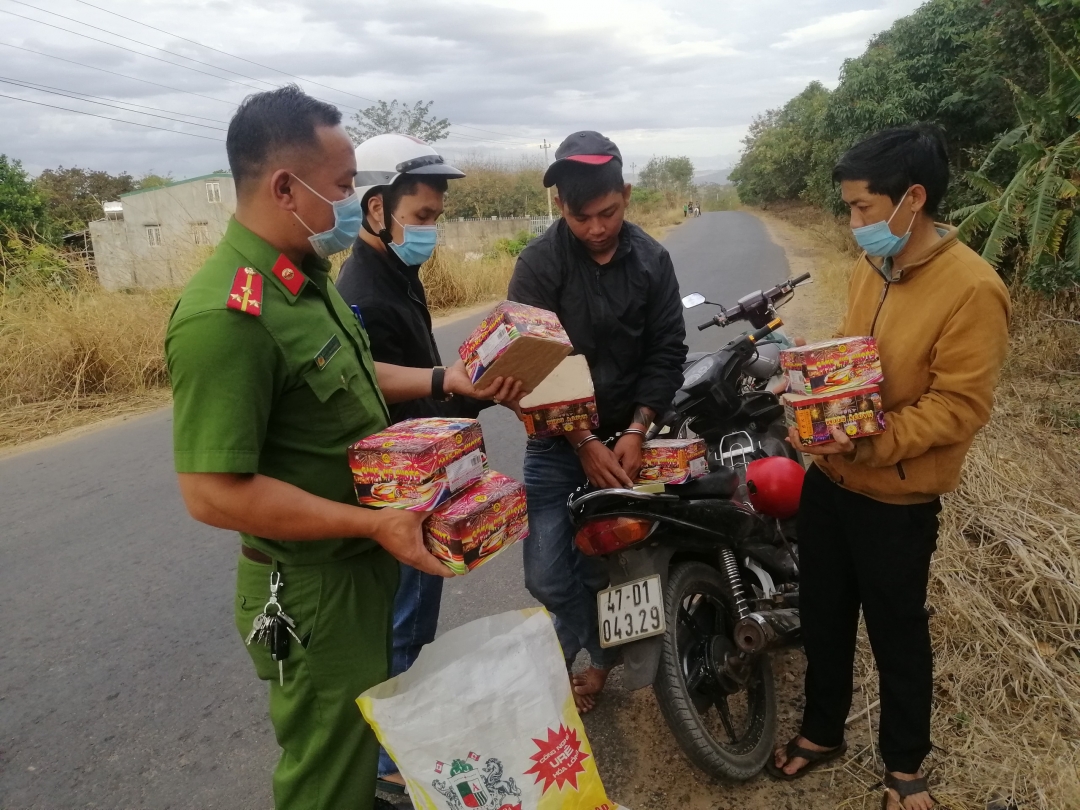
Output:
[
  {"xmin": 507, "ymin": 219, "xmax": 687, "ymax": 436},
  {"xmin": 335, "ymin": 238, "xmax": 484, "ymax": 424}
]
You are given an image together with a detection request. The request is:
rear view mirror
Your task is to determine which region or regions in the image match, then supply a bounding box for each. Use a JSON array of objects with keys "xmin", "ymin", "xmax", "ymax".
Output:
[{"xmin": 681, "ymin": 292, "xmax": 706, "ymax": 309}]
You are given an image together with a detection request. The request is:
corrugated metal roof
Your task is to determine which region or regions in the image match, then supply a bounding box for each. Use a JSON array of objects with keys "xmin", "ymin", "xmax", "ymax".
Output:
[{"xmin": 119, "ymin": 172, "xmax": 232, "ymax": 198}]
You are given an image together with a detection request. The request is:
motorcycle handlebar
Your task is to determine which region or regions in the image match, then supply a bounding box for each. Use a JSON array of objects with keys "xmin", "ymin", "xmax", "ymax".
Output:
[{"xmin": 697, "ymin": 317, "xmax": 719, "ymax": 331}]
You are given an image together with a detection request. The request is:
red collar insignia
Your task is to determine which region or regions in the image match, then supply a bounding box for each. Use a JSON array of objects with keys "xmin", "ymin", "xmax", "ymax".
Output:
[
  {"xmin": 272, "ymin": 254, "xmax": 305, "ymax": 295},
  {"xmin": 226, "ymin": 267, "xmax": 263, "ymax": 316}
]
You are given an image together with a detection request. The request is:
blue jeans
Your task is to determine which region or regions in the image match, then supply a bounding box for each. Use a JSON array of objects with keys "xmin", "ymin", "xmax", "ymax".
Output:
[
  {"xmin": 522, "ymin": 438, "xmax": 618, "ymax": 670},
  {"xmin": 377, "ymin": 562, "xmax": 443, "ymax": 778}
]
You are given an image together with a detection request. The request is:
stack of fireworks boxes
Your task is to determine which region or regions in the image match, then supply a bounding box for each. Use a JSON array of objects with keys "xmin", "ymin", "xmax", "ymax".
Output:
[
  {"xmin": 780, "ymin": 336, "xmax": 886, "ymax": 447},
  {"xmin": 348, "ymin": 302, "xmax": 577, "ymax": 575}
]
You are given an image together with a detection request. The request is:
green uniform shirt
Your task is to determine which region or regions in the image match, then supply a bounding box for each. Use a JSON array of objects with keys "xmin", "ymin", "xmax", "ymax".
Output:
[{"xmin": 166, "ymin": 218, "xmax": 390, "ymax": 564}]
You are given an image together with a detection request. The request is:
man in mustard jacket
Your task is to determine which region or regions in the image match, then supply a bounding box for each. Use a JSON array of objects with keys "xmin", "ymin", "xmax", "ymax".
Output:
[{"xmin": 768, "ymin": 126, "xmax": 1010, "ymax": 810}]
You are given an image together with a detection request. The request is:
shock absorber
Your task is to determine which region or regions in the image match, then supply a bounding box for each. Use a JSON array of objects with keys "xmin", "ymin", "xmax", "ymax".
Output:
[{"xmin": 719, "ymin": 546, "xmax": 751, "ymax": 620}]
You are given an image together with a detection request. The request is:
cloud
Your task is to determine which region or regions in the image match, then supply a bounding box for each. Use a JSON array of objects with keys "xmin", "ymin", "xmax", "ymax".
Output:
[{"xmin": 0, "ymin": 0, "xmax": 923, "ymax": 177}]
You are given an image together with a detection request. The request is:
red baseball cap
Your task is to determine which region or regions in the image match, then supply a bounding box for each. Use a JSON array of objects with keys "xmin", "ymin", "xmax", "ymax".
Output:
[{"xmin": 543, "ymin": 131, "xmax": 623, "ymax": 187}]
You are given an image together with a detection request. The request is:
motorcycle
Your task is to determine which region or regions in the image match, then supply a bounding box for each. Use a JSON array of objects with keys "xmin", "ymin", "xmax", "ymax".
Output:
[{"xmin": 567, "ymin": 272, "xmax": 811, "ymax": 781}]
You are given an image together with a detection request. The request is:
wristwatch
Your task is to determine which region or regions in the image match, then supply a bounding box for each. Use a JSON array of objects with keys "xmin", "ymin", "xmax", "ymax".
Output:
[{"xmin": 431, "ymin": 366, "xmax": 453, "ymax": 401}]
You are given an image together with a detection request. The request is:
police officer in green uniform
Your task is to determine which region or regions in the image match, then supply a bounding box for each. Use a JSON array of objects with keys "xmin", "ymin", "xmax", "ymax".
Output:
[{"xmin": 166, "ymin": 86, "xmax": 518, "ymax": 810}]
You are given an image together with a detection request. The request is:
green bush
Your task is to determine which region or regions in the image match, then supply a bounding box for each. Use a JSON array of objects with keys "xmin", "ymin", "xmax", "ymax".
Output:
[{"xmin": 488, "ymin": 230, "xmax": 535, "ymax": 258}]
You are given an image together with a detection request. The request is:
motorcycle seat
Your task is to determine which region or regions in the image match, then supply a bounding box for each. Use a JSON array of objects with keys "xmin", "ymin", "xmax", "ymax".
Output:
[{"xmin": 666, "ymin": 467, "xmax": 740, "ymax": 500}]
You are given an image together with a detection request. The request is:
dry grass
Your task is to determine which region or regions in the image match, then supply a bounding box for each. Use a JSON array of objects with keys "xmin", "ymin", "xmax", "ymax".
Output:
[
  {"xmin": 0, "ymin": 234, "xmax": 176, "ymax": 448},
  {"xmin": 420, "ymin": 247, "xmax": 516, "ymax": 314},
  {"xmin": 753, "ymin": 204, "xmax": 1080, "ymax": 809}
]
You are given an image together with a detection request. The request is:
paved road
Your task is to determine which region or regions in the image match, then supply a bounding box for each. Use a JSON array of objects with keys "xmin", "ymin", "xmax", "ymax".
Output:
[{"xmin": 0, "ymin": 212, "xmax": 789, "ymax": 809}]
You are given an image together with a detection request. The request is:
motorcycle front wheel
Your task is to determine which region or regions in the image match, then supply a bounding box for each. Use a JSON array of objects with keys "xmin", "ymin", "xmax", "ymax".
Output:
[{"xmin": 653, "ymin": 562, "xmax": 777, "ymax": 781}]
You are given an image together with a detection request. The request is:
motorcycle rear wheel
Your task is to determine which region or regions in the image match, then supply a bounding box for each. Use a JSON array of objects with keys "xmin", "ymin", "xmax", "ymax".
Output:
[{"xmin": 653, "ymin": 561, "xmax": 777, "ymax": 781}]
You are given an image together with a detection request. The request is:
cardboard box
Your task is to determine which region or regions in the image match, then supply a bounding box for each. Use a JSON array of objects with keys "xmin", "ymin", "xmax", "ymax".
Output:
[
  {"xmin": 781, "ymin": 336, "xmax": 883, "ymax": 396},
  {"xmin": 637, "ymin": 438, "xmax": 709, "ymax": 484},
  {"xmin": 425, "ymin": 471, "xmax": 529, "ymax": 576},
  {"xmin": 783, "ymin": 384, "xmax": 886, "ymax": 447},
  {"xmin": 518, "ymin": 354, "xmax": 599, "ymax": 438},
  {"xmin": 458, "ymin": 301, "xmax": 573, "ymax": 390},
  {"xmin": 349, "ymin": 418, "xmax": 486, "ymax": 511}
]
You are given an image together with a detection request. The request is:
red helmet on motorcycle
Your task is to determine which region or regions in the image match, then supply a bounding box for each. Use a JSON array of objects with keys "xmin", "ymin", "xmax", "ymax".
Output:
[{"xmin": 745, "ymin": 456, "xmax": 805, "ymax": 519}]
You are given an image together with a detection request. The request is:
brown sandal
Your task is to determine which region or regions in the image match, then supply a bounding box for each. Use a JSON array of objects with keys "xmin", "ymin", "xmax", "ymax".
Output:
[
  {"xmin": 764, "ymin": 737, "xmax": 847, "ymax": 781},
  {"xmin": 880, "ymin": 772, "xmax": 934, "ymax": 809}
]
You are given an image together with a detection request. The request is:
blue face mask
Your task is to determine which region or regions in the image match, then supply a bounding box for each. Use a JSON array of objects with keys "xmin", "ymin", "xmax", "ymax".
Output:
[
  {"xmin": 292, "ymin": 176, "xmax": 363, "ymax": 258},
  {"xmin": 851, "ymin": 189, "xmax": 915, "ymax": 258},
  {"xmin": 388, "ymin": 214, "xmax": 438, "ymax": 266}
]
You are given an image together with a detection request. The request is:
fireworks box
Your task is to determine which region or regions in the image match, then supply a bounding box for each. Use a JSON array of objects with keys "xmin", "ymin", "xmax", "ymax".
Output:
[
  {"xmin": 636, "ymin": 438, "xmax": 709, "ymax": 484},
  {"xmin": 783, "ymin": 384, "xmax": 887, "ymax": 447},
  {"xmin": 425, "ymin": 470, "xmax": 529, "ymax": 576},
  {"xmin": 458, "ymin": 301, "xmax": 573, "ymax": 390},
  {"xmin": 781, "ymin": 336, "xmax": 883, "ymax": 396},
  {"xmin": 348, "ymin": 418, "xmax": 486, "ymax": 511},
  {"xmin": 518, "ymin": 354, "xmax": 599, "ymax": 438}
]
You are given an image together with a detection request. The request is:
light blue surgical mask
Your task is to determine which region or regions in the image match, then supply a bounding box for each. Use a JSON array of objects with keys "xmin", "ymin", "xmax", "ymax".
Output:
[
  {"xmin": 851, "ymin": 189, "xmax": 915, "ymax": 258},
  {"xmin": 388, "ymin": 214, "xmax": 438, "ymax": 266},
  {"xmin": 292, "ymin": 175, "xmax": 363, "ymax": 258}
]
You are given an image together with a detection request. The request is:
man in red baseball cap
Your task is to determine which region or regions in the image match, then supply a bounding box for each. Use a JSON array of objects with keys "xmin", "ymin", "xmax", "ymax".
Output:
[{"xmin": 509, "ymin": 130, "xmax": 687, "ymax": 712}]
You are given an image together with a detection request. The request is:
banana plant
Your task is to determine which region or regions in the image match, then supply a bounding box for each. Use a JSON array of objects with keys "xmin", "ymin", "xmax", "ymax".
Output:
[{"xmin": 951, "ymin": 19, "xmax": 1080, "ymax": 292}]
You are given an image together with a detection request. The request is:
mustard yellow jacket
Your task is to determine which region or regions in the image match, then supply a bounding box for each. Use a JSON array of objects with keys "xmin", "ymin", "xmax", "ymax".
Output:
[{"xmin": 817, "ymin": 225, "xmax": 1011, "ymax": 504}]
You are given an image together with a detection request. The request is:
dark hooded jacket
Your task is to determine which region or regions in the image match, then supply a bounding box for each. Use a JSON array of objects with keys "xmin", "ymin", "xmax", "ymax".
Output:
[{"xmin": 336, "ymin": 238, "xmax": 484, "ymax": 424}]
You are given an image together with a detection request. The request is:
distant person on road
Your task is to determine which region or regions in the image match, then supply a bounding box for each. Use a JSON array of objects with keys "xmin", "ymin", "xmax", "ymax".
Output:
[
  {"xmin": 165, "ymin": 85, "xmax": 517, "ymax": 810},
  {"xmin": 766, "ymin": 125, "xmax": 1010, "ymax": 810},
  {"xmin": 683, "ymin": 202, "xmax": 688, "ymax": 217},
  {"xmin": 334, "ymin": 133, "xmax": 496, "ymax": 796},
  {"xmin": 507, "ymin": 130, "xmax": 688, "ymax": 714}
]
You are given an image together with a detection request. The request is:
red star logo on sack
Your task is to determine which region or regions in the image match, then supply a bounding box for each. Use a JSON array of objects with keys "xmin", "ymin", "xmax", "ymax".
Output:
[{"xmin": 522, "ymin": 724, "xmax": 589, "ymax": 793}]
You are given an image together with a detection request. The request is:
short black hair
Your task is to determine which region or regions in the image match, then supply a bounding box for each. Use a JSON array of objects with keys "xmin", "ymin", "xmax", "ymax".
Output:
[
  {"xmin": 226, "ymin": 84, "xmax": 341, "ymax": 194},
  {"xmin": 832, "ymin": 125, "xmax": 950, "ymax": 215},
  {"xmin": 365, "ymin": 176, "xmax": 450, "ymax": 218},
  {"xmin": 555, "ymin": 160, "xmax": 625, "ymax": 215}
]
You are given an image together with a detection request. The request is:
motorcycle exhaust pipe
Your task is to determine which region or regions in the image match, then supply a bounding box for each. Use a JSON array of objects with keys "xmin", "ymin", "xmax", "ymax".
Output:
[{"xmin": 733, "ymin": 608, "xmax": 801, "ymax": 653}]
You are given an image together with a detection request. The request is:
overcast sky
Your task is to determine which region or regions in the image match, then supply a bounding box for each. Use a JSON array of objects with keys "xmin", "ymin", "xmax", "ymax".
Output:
[{"xmin": 0, "ymin": 0, "xmax": 923, "ymax": 180}]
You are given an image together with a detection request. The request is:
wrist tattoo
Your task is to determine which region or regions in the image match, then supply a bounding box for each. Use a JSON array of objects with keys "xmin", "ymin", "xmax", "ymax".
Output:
[{"xmin": 631, "ymin": 406, "xmax": 655, "ymax": 428}]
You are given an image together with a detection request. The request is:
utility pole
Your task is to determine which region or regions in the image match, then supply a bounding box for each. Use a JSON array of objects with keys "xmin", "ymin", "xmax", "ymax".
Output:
[
  {"xmin": 630, "ymin": 162, "xmax": 636, "ymax": 184},
  {"xmin": 541, "ymin": 138, "xmax": 553, "ymax": 218}
]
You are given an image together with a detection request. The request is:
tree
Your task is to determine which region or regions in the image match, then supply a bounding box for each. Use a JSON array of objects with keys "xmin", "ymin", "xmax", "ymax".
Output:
[
  {"xmin": 952, "ymin": 24, "xmax": 1080, "ymax": 293},
  {"xmin": 346, "ymin": 99, "xmax": 450, "ymax": 144},
  {"xmin": 0, "ymin": 154, "xmax": 50, "ymax": 237},
  {"xmin": 135, "ymin": 173, "xmax": 172, "ymax": 190},
  {"xmin": 34, "ymin": 166, "xmax": 136, "ymax": 233},
  {"xmin": 639, "ymin": 156, "xmax": 695, "ymax": 193}
]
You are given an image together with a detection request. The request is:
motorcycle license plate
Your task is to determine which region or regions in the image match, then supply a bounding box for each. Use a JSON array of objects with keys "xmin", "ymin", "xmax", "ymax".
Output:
[{"xmin": 597, "ymin": 575, "xmax": 666, "ymax": 648}]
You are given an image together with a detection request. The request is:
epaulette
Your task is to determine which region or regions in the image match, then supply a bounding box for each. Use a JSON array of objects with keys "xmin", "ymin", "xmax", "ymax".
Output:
[{"xmin": 227, "ymin": 266, "xmax": 263, "ymax": 316}]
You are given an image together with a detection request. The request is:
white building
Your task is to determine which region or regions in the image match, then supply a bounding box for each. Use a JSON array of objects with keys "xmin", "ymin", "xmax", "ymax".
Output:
[{"xmin": 89, "ymin": 172, "xmax": 236, "ymax": 290}]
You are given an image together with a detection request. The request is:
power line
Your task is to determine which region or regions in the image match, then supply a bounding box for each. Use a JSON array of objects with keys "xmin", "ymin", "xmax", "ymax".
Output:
[
  {"xmin": 65, "ymin": 0, "xmax": 537, "ymax": 143},
  {"xmin": 0, "ymin": 41, "xmax": 240, "ymax": 107},
  {"xmin": 0, "ymin": 8, "xmax": 274, "ymax": 97},
  {"xmin": 0, "ymin": 74, "xmax": 228, "ymax": 124},
  {"xmin": 7, "ymin": 0, "xmax": 282, "ymax": 93},
  {"xmin": 0, "ymin": 77, "xmax": 228, "ymax": 130},
  {"xmin": 0, "ymin": 92, "xmax": 225, "ymax": 141}
]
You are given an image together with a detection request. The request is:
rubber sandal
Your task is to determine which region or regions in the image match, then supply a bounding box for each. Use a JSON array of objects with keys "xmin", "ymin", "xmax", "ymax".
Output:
[
  {"xmin": 764, "ymin": 737, "xmax": 848, "ymax": 781},
  {"xmin": 376, "ymin": 777, "xmax": 408, "ymax": 796},
  {"xmin": 880, "ymin": 772, "xmax": 933, "ymax": 809}
]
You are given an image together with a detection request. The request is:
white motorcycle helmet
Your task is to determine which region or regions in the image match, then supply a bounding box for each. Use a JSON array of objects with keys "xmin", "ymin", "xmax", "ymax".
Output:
[{"xmin": 354, "ymin": 133, "xmax": 465, "ymax": 210}]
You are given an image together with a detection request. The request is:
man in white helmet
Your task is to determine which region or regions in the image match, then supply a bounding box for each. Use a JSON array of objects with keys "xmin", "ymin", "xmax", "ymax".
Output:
[{"xmin": 335, "ymin": 133, "xmax": 482, "ymax": 796}]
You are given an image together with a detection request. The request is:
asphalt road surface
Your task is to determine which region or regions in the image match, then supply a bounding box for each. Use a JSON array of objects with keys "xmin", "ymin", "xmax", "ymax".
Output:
[{"xmin": 0, "ymin": 212, "xmax": 789, "ymax": 809}]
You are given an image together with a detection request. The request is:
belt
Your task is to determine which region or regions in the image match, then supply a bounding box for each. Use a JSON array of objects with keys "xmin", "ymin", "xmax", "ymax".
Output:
[{"xmin": 241, "ymin": 544, "xmax": 273, "ymax": 564}]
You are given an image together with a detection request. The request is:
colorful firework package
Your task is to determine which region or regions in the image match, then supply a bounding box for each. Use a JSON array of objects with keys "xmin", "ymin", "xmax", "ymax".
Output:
[
  {"xmin": 459, "ymin": 301, "xmax": 574, "ymax": 390},
  {"xmin": 636, "ymin": 438, "xmax": 709, "ymax": 484},
  {"xmin": 780, "ymin": 336, "xmax": 883, "ymax": 396},
  {"xmin": 518, "ymin": 355, "xmax": 600, "ymax": 439},
  {"xmin": 357, "ymin": 608, "xmax": 627, "ymax": 810},
  {"xmin": 348, "ymin": 418, "xmax": 487, "ymax": 511},
  {"xmin": 783, "ymin": 384, "xmax": 887, "ymax": 447},
  {"xmin": 425, "ymin": 470, "xmax": 530, "ymax": 576}
]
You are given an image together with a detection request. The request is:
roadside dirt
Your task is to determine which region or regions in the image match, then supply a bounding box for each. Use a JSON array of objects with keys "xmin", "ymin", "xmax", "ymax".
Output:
[{"xmin": 579, "ymin": 211, "xmax": 890, "ymax": 810}]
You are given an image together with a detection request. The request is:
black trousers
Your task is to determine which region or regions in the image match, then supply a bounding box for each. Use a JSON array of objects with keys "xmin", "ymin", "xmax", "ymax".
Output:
[{"xmin": 797, "ymin": 464, "xmax": 941, "ymax": 774}]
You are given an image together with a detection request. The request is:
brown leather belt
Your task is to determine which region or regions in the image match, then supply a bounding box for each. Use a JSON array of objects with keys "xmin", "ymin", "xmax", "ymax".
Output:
[{"xmin": 241, "ymin": 544, "xmax": 273, "ymax": 564}]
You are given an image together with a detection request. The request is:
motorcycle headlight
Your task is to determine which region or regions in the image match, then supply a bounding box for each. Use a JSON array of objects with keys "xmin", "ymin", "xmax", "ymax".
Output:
[{"xmin": 682, "ymin": 354, "xmax": 716, "ymax": 388}]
